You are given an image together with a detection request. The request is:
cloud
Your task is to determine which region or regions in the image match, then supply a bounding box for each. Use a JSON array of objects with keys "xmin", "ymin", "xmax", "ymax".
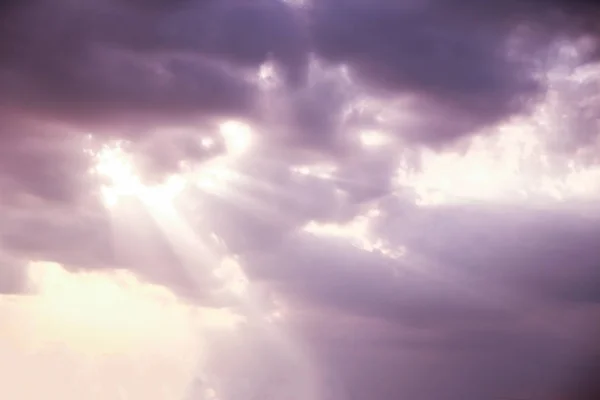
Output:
[
  {"xmin": 235, "ymin": 194, "xmax": 600, "ymax": 399},
  {"xmin": 249, "ymin": 202, "xmax": 600, "ymax": 327},
  {"xmin": 1, "ymin": 0, "xmax": 598, "ymax": 147},
  {"xmin": 0, "ymin": 260, "xmax": 320, "ymax": 400},
  {"xmin": 0, "ymin": 0, "xmax": 308, "ymax": 126},
  {"xmin": 2, "ymin": 1, "xmax": 600, "ymax": 399},
  {"xmin": 306, "ymin": 0, "xmax": 600, "ymax": 144}
]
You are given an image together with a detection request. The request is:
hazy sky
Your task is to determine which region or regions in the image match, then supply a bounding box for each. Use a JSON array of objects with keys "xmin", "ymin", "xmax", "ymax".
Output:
[{"xmin": 1, "ymin": 0, "xmax": 600, "ymax": 399}]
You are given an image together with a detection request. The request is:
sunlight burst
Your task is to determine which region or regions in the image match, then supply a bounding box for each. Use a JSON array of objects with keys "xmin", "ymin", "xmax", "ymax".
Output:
[
  {"xmin": 219, "ymin": 121, "xmax": 253, "ymax": 156},
  {"xmin": 92, "ymin": 142, "xmax": 143, "ymax": 207},
  {"xmin": 91, "ymin": 142, "xmax": 186, "ymax": 208}
]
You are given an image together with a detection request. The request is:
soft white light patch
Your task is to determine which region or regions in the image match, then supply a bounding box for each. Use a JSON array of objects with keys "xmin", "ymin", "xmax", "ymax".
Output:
[
  {"xmin": 256, "ymin": 61, "xmax": 281, "ymax": 90},
  {"xmin": 190, "ymin": 160, "xmax": 239, "ymax": 192},
  {"xmin": 92, "ymin": 141, "xmax": 143, "ymax": 207},
  {"xmin": 91, "ymin": 141, "xmax": 186, "ymax": 208},
  {"xmin": 201, "ymin": 136, "xmax": 216, "ymax": 149},
  {"xmin": 291, "ymin": 163, "xmax": 338, "ymax": 180},
  {"xmin": 0, "ymin": 261, "xmax": 243, "ymax": 400},
  {"xmin": 397, "ymin": 122, "xmax": 600, "ymax": 206},
  {"xmin": 23, "ymin": 261, "xmax": 204, "ymax": 356},
  {"xmin": 359, "ymin": 130, "xmax": 389, "ymax": 148},
  {"xmin": 303, "ymin": 207, "xmax": 405, "ymax": 259},
  {"xmin": 219, "ymin": 121, "xmax": 253, "ymax": 156},
  {"xmin": 281, "ymin": 0, "xmax": 310, "ymax": 8},
  {"xmin": 213, "ymin": 257, "xmax": 249, "ymax": 296}
]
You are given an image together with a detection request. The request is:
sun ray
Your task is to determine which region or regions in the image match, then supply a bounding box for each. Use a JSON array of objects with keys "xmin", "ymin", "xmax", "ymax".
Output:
[{"xmin": 85, "ymin": 137, "xmax": 323, "ymax": 400}]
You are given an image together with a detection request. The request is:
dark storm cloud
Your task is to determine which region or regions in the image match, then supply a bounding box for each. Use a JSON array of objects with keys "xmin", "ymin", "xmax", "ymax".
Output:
[
  {"xmin": 0, "ymin": 0, "xmax": 598, "ymax": 158},
  {"xmin": 0, "ymin": 0, "xmax": 307, "ymax": 124},
  {"xmin": 0, "ymin": 117, "xmax": 92, "ymax": 206},
  {"xmin": 1, "ymin": 0, "xmax": 598, "ymax": 139},
  {"xmin": 307, "ymin": 0, "xmax": 600, "ymax": 145}
]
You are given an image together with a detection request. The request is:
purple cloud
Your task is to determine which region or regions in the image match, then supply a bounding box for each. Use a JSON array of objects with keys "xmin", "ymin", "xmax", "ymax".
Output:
[{"xmin": 1, "ymin": 0, "xmax": 600, "ymax": 399}]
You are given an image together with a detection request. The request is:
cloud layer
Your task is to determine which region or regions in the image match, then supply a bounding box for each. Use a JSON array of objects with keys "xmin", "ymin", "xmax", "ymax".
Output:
[{"xmin": 1, "ymin": 0, "xmax": 600, "ymax": 399}]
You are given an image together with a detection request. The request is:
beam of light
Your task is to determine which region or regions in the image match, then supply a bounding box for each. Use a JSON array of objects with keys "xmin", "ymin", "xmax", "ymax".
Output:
[
  {"xmin": 185, "ymin": 158, "xmax": 296, "ymax": 227},
  {"xmin": 136, "ymin": 177, "xmax": 320, "ymax": 399},
  {"xmin": 88, "ymin": 142, "xmax": 235, "ymax": 400},
  {"xmin": 86, "ymin": 139, "xmax": 322, "ymax": 400},
  {"xmin": 142, "ymin": 190, "xmax": 321, "ymax": 400}
]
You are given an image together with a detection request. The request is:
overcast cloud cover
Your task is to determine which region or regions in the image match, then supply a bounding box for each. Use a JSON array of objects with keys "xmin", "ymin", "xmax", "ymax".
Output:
[{"xmin": 1, "ymin": 0, "xmax": 600, "ymax": 399}]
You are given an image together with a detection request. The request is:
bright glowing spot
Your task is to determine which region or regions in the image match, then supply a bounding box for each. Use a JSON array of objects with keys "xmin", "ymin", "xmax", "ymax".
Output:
[
  {"xmin": 359, "ymin": 130, "xmax": 389, "ymax": 148},
  {"xmin": 219, "ymin": 121, "xmax": 253, "ymax": 155},
  {"xmin": 92, "ymin": 142, "xmax": 143, "ymax": 207},
  {"xmin": 91, "ymin": 142, "xmax": 186, "ymax": 208},
  {"xmin": 142, "ymin": 174, "xmax": 187, "ymax": 209},
  {"xmin": 201, "ymin": 137, "xmax": 216, "ymax": 149}
]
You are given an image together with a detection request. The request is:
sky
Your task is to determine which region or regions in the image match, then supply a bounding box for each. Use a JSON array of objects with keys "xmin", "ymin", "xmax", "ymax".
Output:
[{"xmin": 1, "ymin": 0, "xmax": 600, "ymax": 399}]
